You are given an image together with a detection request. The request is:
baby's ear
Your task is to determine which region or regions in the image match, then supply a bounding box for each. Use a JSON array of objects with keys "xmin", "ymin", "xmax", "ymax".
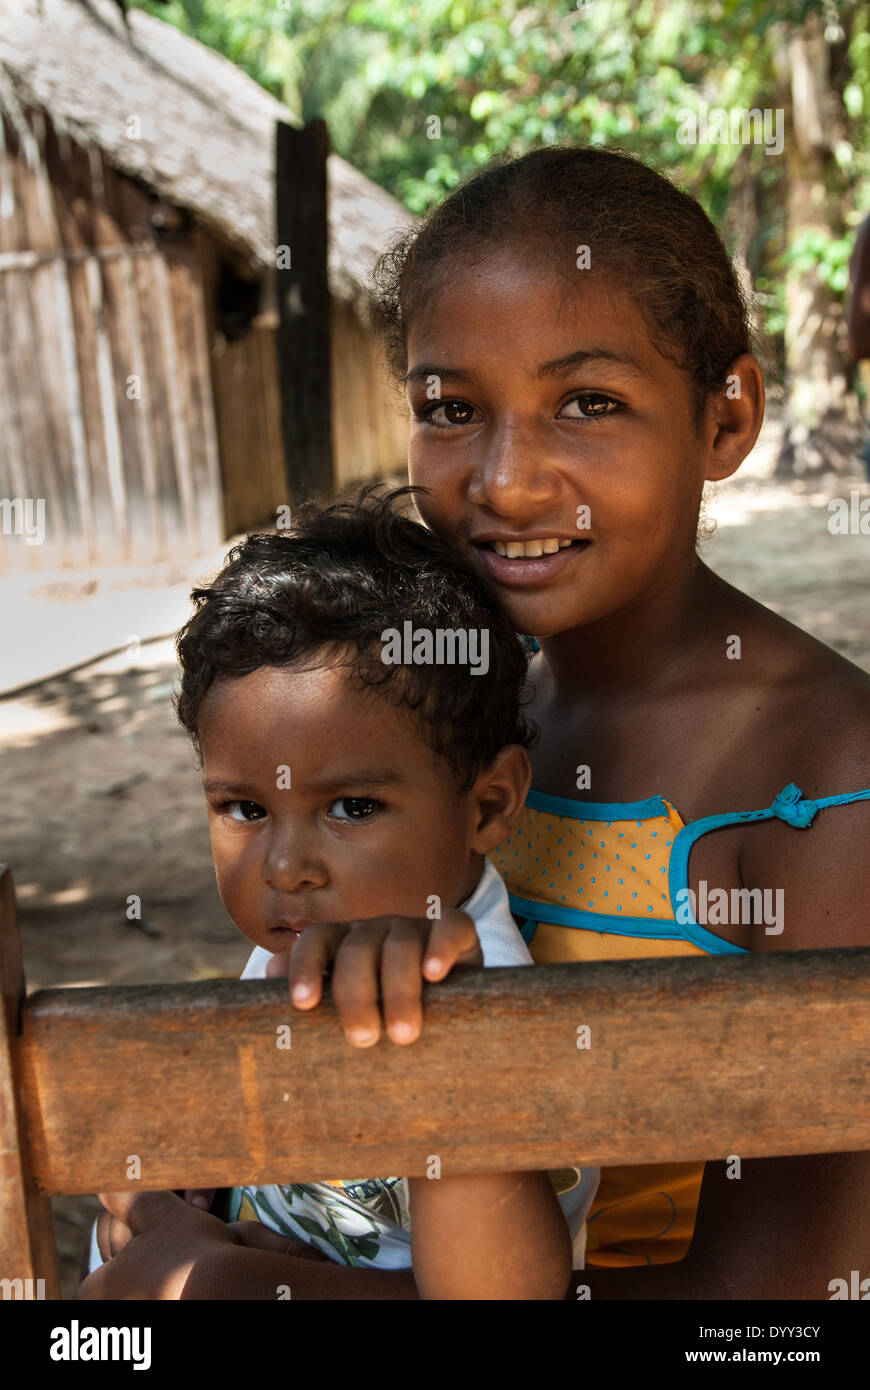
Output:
[{"xmin": 470, "ymin": 745, "xmax": 532, "ymax": 854}]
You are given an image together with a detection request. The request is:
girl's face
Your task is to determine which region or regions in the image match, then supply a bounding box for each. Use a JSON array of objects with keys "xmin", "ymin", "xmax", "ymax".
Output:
[{"xmin": 405, "ymin": 248, "xmax": 724, "ymax": 639}]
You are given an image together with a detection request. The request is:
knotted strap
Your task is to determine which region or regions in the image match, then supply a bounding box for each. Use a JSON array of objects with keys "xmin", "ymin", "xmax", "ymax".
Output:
[{"xmin": 769, "ymin": 783, "xmax": 818, "ymax": 829}]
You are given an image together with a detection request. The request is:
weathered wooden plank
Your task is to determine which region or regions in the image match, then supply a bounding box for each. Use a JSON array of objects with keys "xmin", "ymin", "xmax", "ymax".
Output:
[
  {"xmin": 115, "ymin": 248, "xmax": 163, "ymax": 559},
  {"xmin": 10, "ymin": 111, "xmax": 79, "ymax": 565},
  {"xmin": 0, "ymin": 868, "xmax": 60, "ymax": 1295},
  {"xmin": 165, "ymin": 244, "xmax": 222, "ymax": 555},
  {"xmin": 0, "ymin": 278, "xmax": 27, "ymax": 504},
  {"xmin": 18, "ymin": 946, "xmax": 870, "ymax": 1198},
  {"xmin": 85, "ymin": 254, "xmax": 129, "ymax": 559},
  {"xmin": 66, "ymin": 256, "xmax": 115, "ymax": 556},
  {"xmin": 1, "ymin": 266, "xmax": 65, "ymax": 560},
  {"xmin": 151, "ymin": 251, "xmax": 197, "ymax": 546},
  {"xmin": 185, "ymin": 248, "xmax": 224, "ymax": 549},
  {"xmin": 134, "ymin": 249, "xmax": 184, "ymax": 553}
]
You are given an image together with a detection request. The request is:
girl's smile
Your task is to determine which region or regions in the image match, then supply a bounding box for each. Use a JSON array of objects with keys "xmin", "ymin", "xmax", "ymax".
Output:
[{"xmin": 474, "ymin": 535, "xmax": 591, "ymax": 587}]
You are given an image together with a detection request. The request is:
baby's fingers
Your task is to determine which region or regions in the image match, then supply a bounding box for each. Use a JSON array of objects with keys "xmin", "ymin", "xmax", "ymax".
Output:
[
  {"xmin": 378, "ymin": 921, "xmax": 428, "ymax": 1045},
  {"xmin": 286, "ymin": 922, "xmax": 351, "ymax": 1010},
  {"xmin": 330, "ymin": 922, "xmax": 389, "ymax": 1046},
  {"xmin": 183, "ymin": 1188, "xmax": 216, "ymax": 1212},
  {"xmin": 421, "ymin": 909, "xmax": 482, "ymax": 979}
]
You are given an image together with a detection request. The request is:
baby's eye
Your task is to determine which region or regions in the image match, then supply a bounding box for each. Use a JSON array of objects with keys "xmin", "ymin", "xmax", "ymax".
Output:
[
  {"xmin": 421, "ymin": 399, "xmax": 478, "ymax": 427},
  {"xmin": 559, "ymin": 393, "xmax": 619, "ymax": 421},
  {"xmin": 328, "ymin": 797, "xmax": 382, "ymax": 821},
  {"xmin": 224, "ymin": 800, "xmax": 267, "ymax": 822}
]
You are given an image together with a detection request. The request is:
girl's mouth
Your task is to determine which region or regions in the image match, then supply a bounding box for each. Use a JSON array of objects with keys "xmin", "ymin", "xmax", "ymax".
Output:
[{"xmin": 473, "ymin": 537, "xmax": 590, "ymax": 586}]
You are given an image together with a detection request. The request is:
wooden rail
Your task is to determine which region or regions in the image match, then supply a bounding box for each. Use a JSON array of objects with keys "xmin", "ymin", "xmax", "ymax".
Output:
[{"xmin": 2, "ymin": 865, "xmax": 870, "ymax": 1296}]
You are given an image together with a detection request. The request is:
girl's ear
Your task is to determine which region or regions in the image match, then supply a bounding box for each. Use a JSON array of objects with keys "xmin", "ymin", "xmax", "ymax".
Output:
[
  {"xmin": 703, "ymin": 352, "xmax": 766, "ymax": 482},
  {"xmin": 468, "ymin": 745, "xmax": 533, "ymax": 855}
]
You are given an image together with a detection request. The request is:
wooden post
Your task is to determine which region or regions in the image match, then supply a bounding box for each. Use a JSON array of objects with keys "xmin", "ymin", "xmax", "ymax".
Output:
[
  {"xmin": 276, "ymin": 118, "xmax": 334, "ymax": 505},
  {"xmin": 0, "ymin": 867, "xmax": 60, "ymax": 1298}
]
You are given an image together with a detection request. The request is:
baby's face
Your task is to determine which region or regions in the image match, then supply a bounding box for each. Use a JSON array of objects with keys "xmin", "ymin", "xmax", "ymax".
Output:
[{"xmin": 197, "ymin": 662, "xmax": 481, "ymax": 953}]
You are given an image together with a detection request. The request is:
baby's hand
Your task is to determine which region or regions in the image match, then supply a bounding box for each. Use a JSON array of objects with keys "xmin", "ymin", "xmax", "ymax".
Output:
[
  {"xmin": 182, "ymin": 1188, "xmax": 216, "ymax": 1212},
  {"xmin": 265, "ymin": 911, "xmax": 482, "ymax": 1047}
]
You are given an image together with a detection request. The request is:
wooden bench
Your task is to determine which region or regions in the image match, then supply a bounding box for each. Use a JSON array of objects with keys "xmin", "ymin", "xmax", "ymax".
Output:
[{"xmin": 2, "ymin": 862, "xmax": 869, "ymax": 1298}]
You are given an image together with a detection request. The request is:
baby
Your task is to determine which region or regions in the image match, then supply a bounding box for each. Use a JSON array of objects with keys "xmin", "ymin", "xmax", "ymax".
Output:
[{"xmin": 87, "ymin": 485, "xmax": 598, "ymax": 1294}]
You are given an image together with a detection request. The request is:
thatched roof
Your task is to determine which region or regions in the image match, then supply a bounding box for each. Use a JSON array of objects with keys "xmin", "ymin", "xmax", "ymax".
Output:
[{"xmin": 0, "ymin": 0, "xmax": 415, "ymax": 315}]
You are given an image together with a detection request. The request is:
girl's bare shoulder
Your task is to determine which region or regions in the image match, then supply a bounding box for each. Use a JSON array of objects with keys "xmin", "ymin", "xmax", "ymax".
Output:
[{"xmin": 722, "ymin": 583, "xmax": 870, "ymax": 795}]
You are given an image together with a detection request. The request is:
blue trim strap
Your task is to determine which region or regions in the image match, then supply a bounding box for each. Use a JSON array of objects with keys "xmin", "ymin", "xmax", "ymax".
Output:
[
  {"xmin": 669, "ymin": 782, "xmax": 870, "ymax": 953},
  {"xmin": 508, "ymin": 893, "xmax": 694, "ymax": 943},
  {"xmin": 512, "ymin": 782, "xmax": 870, "ymax": 956},
  {"xmin": 524, "ymin": 787, "xmax": 671, "ymax": 821}
]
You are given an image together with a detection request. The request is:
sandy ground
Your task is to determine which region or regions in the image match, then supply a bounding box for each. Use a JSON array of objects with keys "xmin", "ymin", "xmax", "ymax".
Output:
[{"xmin": 2, "ymin": 413, "xmax": 869, "ymax": 1296}]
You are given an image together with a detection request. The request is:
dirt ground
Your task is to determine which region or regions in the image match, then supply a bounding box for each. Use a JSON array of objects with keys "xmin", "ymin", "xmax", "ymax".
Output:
[{"xmin": 2, "ymin": 414, "xmax": 869, "ymax": 1296}]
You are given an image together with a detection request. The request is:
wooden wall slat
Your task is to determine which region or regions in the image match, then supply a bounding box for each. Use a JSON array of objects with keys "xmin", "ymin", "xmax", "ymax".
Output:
[
  {"xmin": 116, "ymin": 249, "xmax": 164, "ymax": 559},
  {"xmin": 165, "ymin": 245, "xmax": 223, "ymax": 555},
  {"xmin": 50, "ymin": 258, "xmax": 95, "ymax": 561},
  {"xmin": 186, "ymin": 254, "xmax": 224, "ymax": 548},
  {"xmin": 331, "ymin": 297, "xmax": 409, "ymax": 491},
  {"xmin": 2, "ymin": 267, "xmax": 68, "ymax": 562},
  {"xmin": 65, "ymin": 257, "xmax": 114, "ymax": 556},
  {"xmin": 0, "ymin": 280, "xmax": 27, "ymax": 502},
  {"xmin": 17, "ymin": 947, "xmax": 870, "ymax": 1197},
  {"xmin": 86, "ymin": 254, "xmax": 129, "ymax": 560},
  {"xmin": 151, "ymin": 252, "xmax": 197, "ymax": 546},
  {"xmin": 134, "ymin": 249, "xmax": 185, "ymax": 553}
]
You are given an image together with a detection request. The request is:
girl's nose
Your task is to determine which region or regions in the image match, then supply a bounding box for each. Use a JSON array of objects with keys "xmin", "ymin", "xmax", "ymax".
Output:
[{"xmin": 468, "ymin": 419, "xmax": 561, "ymax": 514}]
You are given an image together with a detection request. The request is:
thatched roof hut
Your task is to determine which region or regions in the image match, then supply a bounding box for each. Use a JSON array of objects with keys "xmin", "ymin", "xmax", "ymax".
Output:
[{"xmin": 0, "ymin": 0, "xmax": 415, "ymax": 570}]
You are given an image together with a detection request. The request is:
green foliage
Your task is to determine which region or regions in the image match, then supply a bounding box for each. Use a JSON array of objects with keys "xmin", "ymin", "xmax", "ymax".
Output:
[{"xmin": 134, "ymin": 0, "xmax": 870, "ymax": 369}]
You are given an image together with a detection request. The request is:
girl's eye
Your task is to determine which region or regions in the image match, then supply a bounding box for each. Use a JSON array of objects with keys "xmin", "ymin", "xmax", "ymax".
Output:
[
  {"xmin": 559, "ymin": 393, "xmax": 619, "ymax": 421},
  {"xmin": 224, "ymin": 800, "xmax": 266, "ymax": 822},
  {"xmin": 328, "ymin": 797, "xmax": 382, "ymax": 821},
  {"xmin": 420, "ymin": 399, "xmax": 478, "ymax": 427}
]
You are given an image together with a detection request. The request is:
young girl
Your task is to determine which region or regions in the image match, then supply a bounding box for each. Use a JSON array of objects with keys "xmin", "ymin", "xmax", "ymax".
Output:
[{"xmin": 89, "ymin": 144, "xmax": 870, "ymax": 1298}]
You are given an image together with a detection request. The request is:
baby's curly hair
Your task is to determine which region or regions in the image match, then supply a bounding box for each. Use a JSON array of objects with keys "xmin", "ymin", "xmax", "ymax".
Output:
[{"xmin": 174, "ymin": 484, "xmax": 536, "ymax": 791}]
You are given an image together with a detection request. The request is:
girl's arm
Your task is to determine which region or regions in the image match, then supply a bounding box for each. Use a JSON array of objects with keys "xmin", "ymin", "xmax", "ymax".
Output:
[
  {"xmin": 572, "ymin": 1149, "xmax": 870, "ymax": 1301},
  {"xmin": 408, "ymin": 1170, "xmax": 573, "ymax": 1300}
]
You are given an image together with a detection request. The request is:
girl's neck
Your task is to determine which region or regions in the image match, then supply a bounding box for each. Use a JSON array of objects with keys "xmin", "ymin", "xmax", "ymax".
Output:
[{"xmin": 538, "ymin": 558, "xmax": 726, "ymax": 701}]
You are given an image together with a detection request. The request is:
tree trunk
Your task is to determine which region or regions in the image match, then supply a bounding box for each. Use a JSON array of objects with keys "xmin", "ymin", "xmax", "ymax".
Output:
[{"xmin": 776, "ymin": 9, "xmax": 860, "ymax": 477}]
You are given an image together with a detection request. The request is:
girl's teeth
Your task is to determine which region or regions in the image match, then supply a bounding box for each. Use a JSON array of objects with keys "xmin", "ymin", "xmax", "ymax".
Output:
[{"xmin": 491, "ymin": 538, "xmax": 573, "ymax": 558}]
